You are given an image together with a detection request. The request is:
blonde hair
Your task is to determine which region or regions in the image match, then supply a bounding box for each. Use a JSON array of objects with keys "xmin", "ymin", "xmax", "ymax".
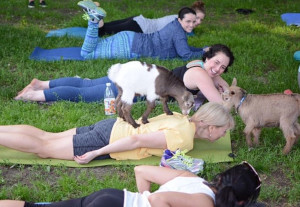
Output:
[
  {"xmin": 190, "ymin": 102, "xmax": 234, "ymax": 129},
  {"xmin": 191, "ymin": 1, "xmax": 205, "ymax": 14}
]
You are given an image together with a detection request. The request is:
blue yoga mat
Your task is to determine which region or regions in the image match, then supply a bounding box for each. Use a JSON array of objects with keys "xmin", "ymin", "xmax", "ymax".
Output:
[
  {"xmin": 30, "ymin": 47, "xmax": 84, "ymax": 61},
  {"xmin": 46, "ymin": 27, "xmax": 87, "ymax": 38},
  {"xmin": 294, "ymin": 51, "xmax": 300, "ymax": 61},
  {"xmin": 281, "ymin": 13, "xmax": 300, "ymax": 26}
]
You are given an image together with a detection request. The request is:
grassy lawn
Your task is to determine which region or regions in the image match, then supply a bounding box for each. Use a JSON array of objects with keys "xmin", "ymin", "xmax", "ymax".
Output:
[{"xmin": 0, "ymin": 0, "xmax": 300, "ymax": 206}]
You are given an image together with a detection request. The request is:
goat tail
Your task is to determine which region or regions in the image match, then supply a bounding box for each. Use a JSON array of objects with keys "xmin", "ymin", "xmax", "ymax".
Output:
[{"xmin": 107, "ymin": 63, "xmax": 122, "ymax": 82}]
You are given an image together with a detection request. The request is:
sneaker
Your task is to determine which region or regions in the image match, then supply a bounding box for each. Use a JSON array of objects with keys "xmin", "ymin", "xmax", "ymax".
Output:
[
  {"xmin": 77, "ymin": 0, "xmax": 106, "ymax": 21},
  {"xmin": 160, "ymin": 149, "xmax": 204, "ymax": 174},
  {"xmin": 28, "ymin": 1, "xmax": 35, "ymax": 8},
  {"xmin": 39, "ymin": 1, "xmax": 47, "ymax": 7}
]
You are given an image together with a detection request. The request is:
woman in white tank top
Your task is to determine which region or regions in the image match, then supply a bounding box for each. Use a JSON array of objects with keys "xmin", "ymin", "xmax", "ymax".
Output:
[{"xmin": 1, "ymin": 162, "xmax": 263, "ymax": 207}]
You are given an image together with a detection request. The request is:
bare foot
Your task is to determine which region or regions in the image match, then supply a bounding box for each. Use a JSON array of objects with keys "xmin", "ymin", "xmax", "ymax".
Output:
[
  {"xmin": 15, "ymin": 89, "xmax": 34, "ymax": 100},
  {"xmin": 14, "ymin": 89, "xmax": 46, "ymax": 102},
  {"xmin": 15, "ymin": 79, "xmax": 42, "ymax": 100},
  {"xmin": 17, "ymin": 78, "xmax": 43, "ymax": 95}
]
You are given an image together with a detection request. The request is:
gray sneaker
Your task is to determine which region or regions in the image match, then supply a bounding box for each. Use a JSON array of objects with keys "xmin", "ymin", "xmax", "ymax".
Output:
[{"xmin": 77, "ymin": 0, "xmax": 106, "ymax": 21}]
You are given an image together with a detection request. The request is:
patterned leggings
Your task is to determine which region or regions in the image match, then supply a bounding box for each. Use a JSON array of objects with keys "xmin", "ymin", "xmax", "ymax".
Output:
[{"xmin": 81, "ymin": 21, "xmax": 139, "ymax": 59}]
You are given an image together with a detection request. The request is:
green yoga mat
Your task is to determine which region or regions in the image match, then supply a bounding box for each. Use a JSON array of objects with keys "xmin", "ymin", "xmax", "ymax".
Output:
[{"xmin": 0, "ymin": 132, "xmax": 233, "ymax": 167}]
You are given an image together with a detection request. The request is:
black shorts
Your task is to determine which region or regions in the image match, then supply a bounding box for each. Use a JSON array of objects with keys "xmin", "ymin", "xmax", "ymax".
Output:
[{"xmin": 73, "ymin": 118, "xmax": 116, "ymax": 160}]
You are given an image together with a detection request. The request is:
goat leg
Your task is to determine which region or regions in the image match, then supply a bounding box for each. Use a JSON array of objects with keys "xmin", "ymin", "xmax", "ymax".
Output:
[
  {"xmin": 121, "ymin": 102, "xmax": 140, "ymax": 128},
  {"xmin": 283, "ymin": 136, "xmax": 296, "ymax": 155},
  {"xmin": 252, "ymin": 128, "xmax": 261, "ymax": 146},
  {"xmin": 281, "ymin": 123, "xmax": 297, "ymax": 154},
  {"xmin": 142, "ymin": 100, "xmax": 155, "ymax": 124},
  {"xmin": 115, "ymin": 86, "xmax": 125, "ymax": 120},
  {"xmin": 293, "ymin": 123, "xmax": 300, "ymax": 144},
  {"xmin": 115, "ymin": 93, "xmax": 125, "ymax": 120},
  {"xmin": 244, "ymin": 125, "xmax": 254, "ymax": 147},
  {"xmin": 161, "ymin": 97, "xmax": 173, "ymax": 115}
]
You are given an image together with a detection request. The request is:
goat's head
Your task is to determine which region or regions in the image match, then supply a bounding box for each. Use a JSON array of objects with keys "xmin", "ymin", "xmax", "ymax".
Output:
[
  {"xmin": 177, "ymin": 91, "xmax": 194, "ymax": 115},
  {"xmin": 222, "ymin": 78, "xmax": 247, "ymax": 110}
]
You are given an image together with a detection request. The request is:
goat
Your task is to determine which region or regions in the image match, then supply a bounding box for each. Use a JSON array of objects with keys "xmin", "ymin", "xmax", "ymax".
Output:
[
  {"xmin": 222, "ymin": 78, "xmax": 300, "ymax": 154},
  {"xmin": 108, "ymin": 61, "xmax": 194, "ymax": 128}
]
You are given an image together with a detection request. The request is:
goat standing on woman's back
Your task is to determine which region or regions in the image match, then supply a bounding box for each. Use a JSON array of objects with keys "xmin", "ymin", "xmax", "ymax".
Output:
[{"xmin": 108, "ymin": 61, "xmax": 194, "ymax": 128}]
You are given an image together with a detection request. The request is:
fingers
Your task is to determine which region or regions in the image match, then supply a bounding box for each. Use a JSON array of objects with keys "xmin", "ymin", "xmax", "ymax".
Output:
[
  {"xmin": 217, "ymin": 84, "xmax": 224, "ymax": 92},
  {"xmin": 74, "ymin": 155, "xmax": 89, "ymax": 164}
]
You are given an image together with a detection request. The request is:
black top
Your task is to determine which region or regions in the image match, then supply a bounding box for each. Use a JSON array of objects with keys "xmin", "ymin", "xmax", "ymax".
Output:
[{"xmin": 172, "ymin": 65, "xmax": 199, "ymax": 95}]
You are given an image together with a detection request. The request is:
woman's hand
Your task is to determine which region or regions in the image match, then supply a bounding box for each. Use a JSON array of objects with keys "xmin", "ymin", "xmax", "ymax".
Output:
[
  {"xmin": 217, "ymin": 84, "xmax": 225, "ymax": 93},
  {"xmin": 74, "ymin": 150, "xmax": 98, "ymax": 164}
]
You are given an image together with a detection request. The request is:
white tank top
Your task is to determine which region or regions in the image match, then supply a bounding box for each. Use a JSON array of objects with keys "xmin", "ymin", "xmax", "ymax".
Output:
[{"xmin": 123, "ymin": 176, "xmax": 215, "ymax": 207}]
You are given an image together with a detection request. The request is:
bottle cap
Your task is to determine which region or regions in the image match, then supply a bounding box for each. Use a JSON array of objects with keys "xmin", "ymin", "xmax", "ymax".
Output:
[{"xmin": 106, "ymin": 82, "xmax": 111, "ymax": 86}]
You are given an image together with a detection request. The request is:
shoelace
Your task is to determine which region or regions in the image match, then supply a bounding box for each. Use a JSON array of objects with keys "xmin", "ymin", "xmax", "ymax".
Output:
[
  {"xmin": 169, "ymin": 149, "xmax": 193, "ymax": 167},
  {"xmin": 82, "ymin": 13, "xmax": 90, "ymax": 21}
]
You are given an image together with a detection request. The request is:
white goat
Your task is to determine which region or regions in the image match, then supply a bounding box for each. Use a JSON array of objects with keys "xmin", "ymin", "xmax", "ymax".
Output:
[{"xmin": 108, "ymin": 61, "xmax": 194, "ymax": 128}]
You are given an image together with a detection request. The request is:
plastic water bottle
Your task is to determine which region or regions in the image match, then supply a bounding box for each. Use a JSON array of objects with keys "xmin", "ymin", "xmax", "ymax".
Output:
[{"xmin": 104, "ymin": 83, "xmax": 116, "ymax": 115}]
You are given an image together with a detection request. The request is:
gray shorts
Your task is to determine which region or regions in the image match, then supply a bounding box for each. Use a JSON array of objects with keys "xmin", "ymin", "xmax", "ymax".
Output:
[{"xmin": 73, "ymin": 118, "xmax": 116, "ymax": 160}]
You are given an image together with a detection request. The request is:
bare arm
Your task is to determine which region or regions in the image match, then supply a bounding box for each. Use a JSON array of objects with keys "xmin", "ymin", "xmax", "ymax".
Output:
[
  {"xmin": 74, "ymin": 131, "xmax": 167, "ymax": 164},
  {"xmin": 0, "ymin": 200, "xmax": 25, "ymax": 207},
  {"xmin": 134, "ymin": 165, "xmax": 195, "ymax": 193},
  {"xmin": 183, "ymin": 67, "xmax": 223, "ymax": 103},
  {"xmin": 148, "ymin": 192, "xmax": 214, "ymax": 207}
]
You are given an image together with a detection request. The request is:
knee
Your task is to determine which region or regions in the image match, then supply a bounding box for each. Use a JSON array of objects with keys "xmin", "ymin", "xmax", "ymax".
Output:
[
  {"xmin": 80, "ymin": 50, "xmax": 93, "ymax": 60},
  {"xmin": 36, "ymin": 140, "xmax": 50, "ymax": 158}
]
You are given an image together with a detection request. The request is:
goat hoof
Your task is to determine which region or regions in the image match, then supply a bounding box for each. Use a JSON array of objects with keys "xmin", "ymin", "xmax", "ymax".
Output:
[
  {"xmin": 142, "ymin": 119, "xmax": 149, "ymax": 124},
  {"xmin": 247, "ymin": 147, "xmax": 255, "ymax": 152},
  {"xmin": 132, "ymin": 123, "xmax": 140, "ymax": 128},
  {"xmin": 166, "ymin": 111, "xmax": 173, "ymax": 115},
  {"xmin": 282, "ymin": 149, "xmax": 290, "ymax": 155}
]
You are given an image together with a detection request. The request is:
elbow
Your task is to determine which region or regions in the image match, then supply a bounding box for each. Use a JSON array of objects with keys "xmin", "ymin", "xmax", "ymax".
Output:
[
  {"xmin": 129, "ymin": 134, "xmax": 142, "ymax": 148},
  {"xmin": 148, "ymin": 194, "xmax": 169, "ymax": 206},
  {"xmin": 134, "ymin": 165, "xmax": 148, "ymax": 181},
  {"xmin": 134, "ymin": 165, "xmax": 143, "ymax": 175}
]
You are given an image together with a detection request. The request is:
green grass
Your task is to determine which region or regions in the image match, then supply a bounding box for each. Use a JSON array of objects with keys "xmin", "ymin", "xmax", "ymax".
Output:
[{"xmin": 0, "ymin": 0, "xmax": 300, "ymax": 206}]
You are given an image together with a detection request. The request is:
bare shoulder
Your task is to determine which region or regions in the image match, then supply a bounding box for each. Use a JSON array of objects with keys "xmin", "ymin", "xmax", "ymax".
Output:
[
  {"xmin": 184, "ymin": 67, "xmax": 211, "ymax": 85},
  {"xmin": 185, "ymin": 66, "xmax": 208, "ymax": 77}
]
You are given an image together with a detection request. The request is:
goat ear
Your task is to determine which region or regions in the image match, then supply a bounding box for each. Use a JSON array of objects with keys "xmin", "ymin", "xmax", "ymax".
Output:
[{"xmin": 231, "ymin": 78, "xmax": 237, "ymax": 86}]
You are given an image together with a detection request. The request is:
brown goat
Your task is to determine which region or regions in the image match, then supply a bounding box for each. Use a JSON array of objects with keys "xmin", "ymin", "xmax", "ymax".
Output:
[
  {"xmin": 108, "ymin": 61, "xmax": 194, "ymax": 128},
  {"xmin": 222, "ymin": 78, "xmax": 300, "ymax": 154}
]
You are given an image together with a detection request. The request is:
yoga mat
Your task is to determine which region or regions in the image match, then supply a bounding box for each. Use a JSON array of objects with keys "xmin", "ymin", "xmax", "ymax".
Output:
[
  {"xmin": 281, "ymin": 13, "xmax": 300, "ymax": 26},
  {"xmin": 0, "ymin": 132, "xmax": 233, "ymax": 167},
  {"xmin": 294, "ymin": 51, "xmax": 300, "ymax": 61},
  {"xmin": 30, "ymin": 47, "xmax": 84, "ymax": 61},
  {"xmin": 46, "ymin": 27, "xmax": 87, "ymax": 38}
]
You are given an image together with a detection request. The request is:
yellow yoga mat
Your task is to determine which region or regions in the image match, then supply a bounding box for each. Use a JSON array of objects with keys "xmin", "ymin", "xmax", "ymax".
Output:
[{"xmin": 0, "ymin": 132, "xmax": 232, "ymax": 167}]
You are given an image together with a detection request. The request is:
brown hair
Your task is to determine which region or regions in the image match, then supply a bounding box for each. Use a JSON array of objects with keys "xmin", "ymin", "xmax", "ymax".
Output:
[{"xmin": 191, "ymin": 1, "xmax": 205, "ymax": 14}]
